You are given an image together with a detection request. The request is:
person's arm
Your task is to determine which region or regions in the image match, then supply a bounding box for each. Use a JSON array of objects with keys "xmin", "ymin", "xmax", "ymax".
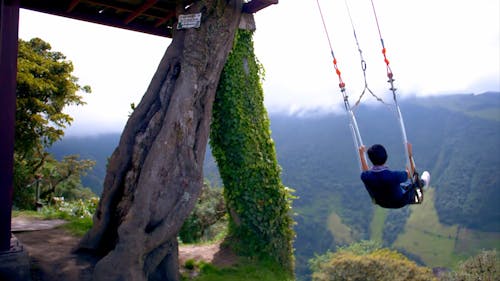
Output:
[
  {"xmin": 359, "ymin": 146, "xmax": 369, "ymax": 171},
  {"xmin": 406, "ymin": 142, "xmax": 416, "ymax": 177}
]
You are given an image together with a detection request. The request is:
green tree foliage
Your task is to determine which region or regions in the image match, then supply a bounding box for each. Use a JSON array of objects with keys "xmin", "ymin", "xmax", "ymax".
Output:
[
  {"xmin": 310, "ymin": 241, "xmax": 436, "ymax": 281},
  {"xmin": 14, "ymin": 38, "xmax": 91, "ymax": 209},
  {"xmin": 179, "ymin": 181, "xmax": 226, "ymax": 243},
  {"xmin": 441, "ymin": 250, "xmax": 499, "ymax": 281},
  {"xmin": 38, "ymin": 155, "xmax": 95, "ymax": 201},
  {"xmin": 209, "ymin": 29, "xmax": 295, "ymax": 273},
  {"xmin": 14, "ymin": 153, "xmax": 95, "ymax": 209},
  {"xmin": 16, "ymin": 38, "xmax": 90, "ymax": 153}
]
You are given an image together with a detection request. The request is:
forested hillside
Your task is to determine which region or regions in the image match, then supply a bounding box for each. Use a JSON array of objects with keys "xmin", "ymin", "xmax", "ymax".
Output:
[
  {"xmin": 269, "ymin": 92, "xmax": 500, "ymax": 278},
  {"xmin": 50, "ymin": 92, "xmax": 500, "ymax": 280},
  {"xmin": 411, "ymin": 93, "xmax": 500, "ymax": 231}
]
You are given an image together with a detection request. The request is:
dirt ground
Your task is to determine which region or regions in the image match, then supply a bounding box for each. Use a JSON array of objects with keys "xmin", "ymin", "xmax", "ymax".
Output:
[{"xmin": 13, "ymin": 217, "xmax": 238, "ymax": 281}]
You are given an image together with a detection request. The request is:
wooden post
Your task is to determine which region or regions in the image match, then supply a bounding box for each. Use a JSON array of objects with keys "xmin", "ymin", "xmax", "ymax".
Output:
[
  {"xmin": 0, "ymin": 0, "xmax": 19, "ymax": 252},
  {"xmin": 242, "ymin": 0, "xmax": 278, "ymax": 13}
]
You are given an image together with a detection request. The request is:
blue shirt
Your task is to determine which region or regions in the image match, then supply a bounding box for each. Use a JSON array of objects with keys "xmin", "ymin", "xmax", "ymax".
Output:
[{"xmin": 361, "ymin": 166, "xmax": 410, "ymax": 208}]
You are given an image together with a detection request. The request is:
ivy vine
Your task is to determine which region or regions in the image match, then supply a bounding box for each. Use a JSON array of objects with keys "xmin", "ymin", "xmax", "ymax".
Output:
[{"xmin": 210, "ymin": 29, "xmax": 295, "ymax": 274}]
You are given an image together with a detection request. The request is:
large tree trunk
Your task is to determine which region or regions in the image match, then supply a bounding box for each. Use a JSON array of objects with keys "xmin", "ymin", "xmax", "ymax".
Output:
[{"xmin": 78, "ymin": 1, "xmax": 242, "ymax": 280}]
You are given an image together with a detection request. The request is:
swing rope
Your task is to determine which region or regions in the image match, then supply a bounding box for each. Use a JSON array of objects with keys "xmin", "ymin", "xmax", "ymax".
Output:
[
  {"xmin": 315, "ymin": 0, "xmax": 423, "ymax": 203},
  {"xmin": 343, "ymin": 0, "xmax": 387, "ymax": 108},
  {"xmin": 315, "ymin": 0, "xmax": 365, "ymax": 171},
  {"xmin": 369, "ymin": 0, "xmax": 420, "ymax": 189},
  {"xmin": 369, "ymin": 0, "xmax": 395, "ymax": 96},
  {"xmin": 315, "ymin": 0, "xmax": 421, "ymax": 194}
]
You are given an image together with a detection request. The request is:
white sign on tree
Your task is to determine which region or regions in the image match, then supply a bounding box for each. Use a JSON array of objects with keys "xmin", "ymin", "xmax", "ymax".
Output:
[{"xmin": 177, "ymin": 13, "xmax": 202, "ymax": 29}]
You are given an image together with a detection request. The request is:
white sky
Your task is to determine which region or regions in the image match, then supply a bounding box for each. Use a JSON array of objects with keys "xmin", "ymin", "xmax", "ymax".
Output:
[{"xmin": 18, "ymin": 0, "xmax": 500, "ymax": 135}]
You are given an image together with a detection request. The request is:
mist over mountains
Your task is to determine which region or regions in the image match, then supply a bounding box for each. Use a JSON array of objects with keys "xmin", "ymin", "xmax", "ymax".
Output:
[{"xmin": 50, "ymin": 92, "xmax": 500, "ymax": 279}]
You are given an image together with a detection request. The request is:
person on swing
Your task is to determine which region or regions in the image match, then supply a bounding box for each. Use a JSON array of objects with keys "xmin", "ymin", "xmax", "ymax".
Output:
[{"xmin": 359, "ymin": 143, "xmax": 430, "ymax": 209}]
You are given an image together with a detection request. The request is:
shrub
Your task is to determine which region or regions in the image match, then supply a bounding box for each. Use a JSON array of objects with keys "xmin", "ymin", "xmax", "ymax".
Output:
[
  {"xmin": 179, "ymin": 182, "xmax": 226, "ymax": 243},
  {"xmin": 440, "ymin": 250, "xmax": 499, "ymax": 281},
  {"xmin": 310, "ymin": 241, "xmax": 436, "ymax": 281},
  {"xmin": 184, "ymin": 259, "xmax": 197, "ymax": 270},
  {"xmin": 40, "ymin": 196, "xmax": 98, "ymax": 219}
]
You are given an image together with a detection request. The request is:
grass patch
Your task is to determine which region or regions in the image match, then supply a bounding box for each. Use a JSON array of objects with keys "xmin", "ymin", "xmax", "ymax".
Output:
[
  {"xmin": 370, "ymin": 207, "xmax": 387, "ymax": 243},
  {"xmin": 393, "ymin": 189, "xmax": 459, "ymax": 267},
  {"xmin": 61, "ymin": 216, "xmax": 93, "ymax": 237},
  {"xmin": 13, "ymin": 202, "xmax": 94, "ymax": 237},
  {"xmin": 397, "ymin": 187, "xmax": 499, "ymax": 268},
  {"xmin": 188, "ymin": 258, "xmax": 293, "ymax": 281},
  {"xmin": 12, "ymin": 210, "xmax": 45, "ymax": 219},
  {"xmin": 327, "ymin": 212, "xmax": 353, "ymax": 245},
  {"xmin": 454, "ymin": 227, "xmax": 500, "ymax": 258}
]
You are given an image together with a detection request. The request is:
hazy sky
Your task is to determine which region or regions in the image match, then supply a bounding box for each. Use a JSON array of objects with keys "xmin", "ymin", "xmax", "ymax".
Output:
[{"xmin": 18, "ymin": 0, "xmax": 499, "ymax": 135}]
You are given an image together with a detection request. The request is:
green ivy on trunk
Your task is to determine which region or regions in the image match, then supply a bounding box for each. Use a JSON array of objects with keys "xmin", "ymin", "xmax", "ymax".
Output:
[{"xmin": 210, "ymin": 29, "xmax": 295, "ymax": 274}]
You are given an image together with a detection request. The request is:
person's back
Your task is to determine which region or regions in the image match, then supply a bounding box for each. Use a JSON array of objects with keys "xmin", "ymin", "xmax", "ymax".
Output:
[
  {"xmin": 358, "ymin": 144, "xmax": 428, "ymax": 208},
  {"xmin": 361, "ymin": 166, "xmax": 411, "ymax": 208}
]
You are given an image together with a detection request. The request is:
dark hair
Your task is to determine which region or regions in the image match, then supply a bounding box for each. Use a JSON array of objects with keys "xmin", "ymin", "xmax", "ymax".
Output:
[{"xmin": 367, "ymin": 144, "xmax": 387, "ymax": 166}]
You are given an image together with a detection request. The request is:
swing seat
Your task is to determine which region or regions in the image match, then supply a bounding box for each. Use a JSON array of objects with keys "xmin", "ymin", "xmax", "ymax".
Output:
[{"xmin": 410, "ymin": 170, "xmax": 431, "ymax": 204}]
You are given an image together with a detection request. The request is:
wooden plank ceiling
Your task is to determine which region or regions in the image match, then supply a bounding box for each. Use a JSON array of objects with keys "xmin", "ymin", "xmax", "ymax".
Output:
[{"xmin": 20, "ymin": 0, "xmax": 278, "ymax": 38}]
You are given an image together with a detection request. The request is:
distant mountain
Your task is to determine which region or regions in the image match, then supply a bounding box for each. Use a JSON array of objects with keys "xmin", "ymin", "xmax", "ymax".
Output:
[
  {"xmin": 49, "ymin": 134, "xmax": 119, "ymax": 194},
  {"xmin": 50, "ymin": 92, "xmax": 500, "ymax": 280},
  {"xmin": 413, "ymin": 92, "xmax": 500, "ymax": 121}
]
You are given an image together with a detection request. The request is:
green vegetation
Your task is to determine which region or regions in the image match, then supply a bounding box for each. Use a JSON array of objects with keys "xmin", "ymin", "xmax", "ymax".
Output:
[
  {"xmin": 327, "ymin": 212, "xmax": 354, "ymax": 245},
  {"xmin": 309, "ymin": 241, "xmax": 436, "ymax": 281},
  {"xmin": 441, "ymin": 250, "xmax": 499, "ymax": 281},
  {"xmin": 210, "ymin": 29, "xmax": 295, "ymax": 273},
  {"xmin": 13, "ymin": 197, "xmax": 97, "ymax": 236},
  {"xmin": 179, "ymin": 181, "xmax": 227, "ymax": 244},
  {"xmin": 423, "ymin": 96, "xmax": 500, "ymax": 232},
  {"xmin": 187, "ymin": 258, "xmax": 293, "ymax": 281},
  {"xmin": 393, "ymin": 189, "xmax": 461, "ymax": 267},
  {"xmin": 13, "ymin": 37, "xmax": 96, "ymax": 238},
  {"xmin": 16, "ymin": 38, "xmax": 90, "ymax": 153},
  {"xmin": 61, "ymin": 216, "xmax": 93, "ymax": 236},
  {"xmin": 382, "ymin": 206, "xmax": 411, "ymax": 246},
  {"xmin": 369, "ymin": 207, "xmax": 387, "ymax": 243},
  {"xmin": 14, "ymin": 38, "xmax": 93, "ymax": 210},
  {"xmin": 393, "ymin": 189, "xmax": 500, "ymax": 268},
  {"xmin": 184, "ymin": 259, "xmax": 197, "ymax": 270},
  {"xmin": 454, "ymin": 228, "xmax": 500, "ymax": 258}
]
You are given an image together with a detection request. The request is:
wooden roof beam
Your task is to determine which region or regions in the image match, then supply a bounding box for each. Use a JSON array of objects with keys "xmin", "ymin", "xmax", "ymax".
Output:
[
  {"xmin": 67, "ymin": 0, "xmax": 81, "ymax": 12},
  {"xmin": 155, "ymin": 11, "xmax": 175, "ymax": 28},
  {"xmin": 125, "ymin": 0, "xmax": 158, "ymax": 24},
  {"xmin": 83, "ymin": 0, "xmax": 171, "ymax": 19},
  {"xmin": 243, "ymin": 0, "xmax": 278, "ymax": 13}
]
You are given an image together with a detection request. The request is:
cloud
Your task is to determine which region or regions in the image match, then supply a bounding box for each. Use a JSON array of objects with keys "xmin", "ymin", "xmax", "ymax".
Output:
[{"xmin": 18, "ymin": 0, "xmax": 500, "ymax": 134}]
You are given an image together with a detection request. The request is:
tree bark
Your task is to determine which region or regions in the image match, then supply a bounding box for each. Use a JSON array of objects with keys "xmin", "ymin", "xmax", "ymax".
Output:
[{"xmin": 77, "ymin": 1, "xmax": 242, "ymax": 280}]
